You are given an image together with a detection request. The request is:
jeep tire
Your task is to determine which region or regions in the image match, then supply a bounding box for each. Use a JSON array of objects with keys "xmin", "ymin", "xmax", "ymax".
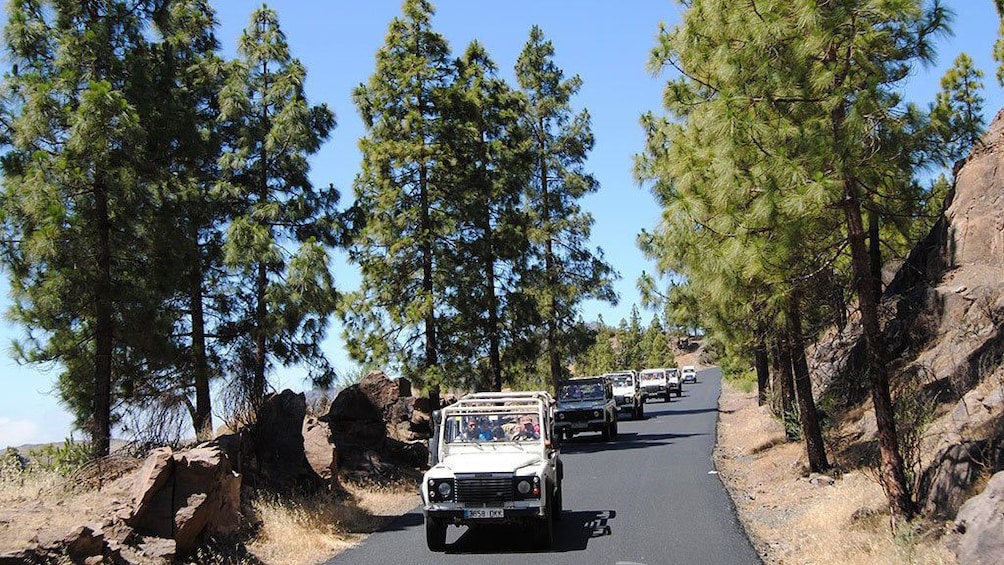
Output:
[
  {"xmin": 425, "ymin": 515, "xmax": 447, "ymax": 551},
  {"xmin": 535, "ymin": 492, "xmax": 554, "ymax": 548},
  {"xmin": 553, "ymin": 481, "xmax": 563, "ymax": 522}
]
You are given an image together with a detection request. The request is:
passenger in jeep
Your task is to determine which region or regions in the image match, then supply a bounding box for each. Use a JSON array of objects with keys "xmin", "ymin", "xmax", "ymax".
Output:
[{"xmin": 514, "ymin": 417, "xmax": 539, "ymax": 440}]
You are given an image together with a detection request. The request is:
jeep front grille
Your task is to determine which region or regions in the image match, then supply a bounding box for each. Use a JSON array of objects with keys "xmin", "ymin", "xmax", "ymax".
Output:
[
  {"xmin": 455, "ymin": 476, "xmax": 513, "ymax": 504},
  {"xmin": 560, "ymin": 410, "xmax": 595, "ymax": 422}
]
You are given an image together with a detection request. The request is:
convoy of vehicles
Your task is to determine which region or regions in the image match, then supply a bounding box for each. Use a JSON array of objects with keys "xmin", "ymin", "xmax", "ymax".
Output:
[
  {"xmin": 554, "ymin": 376, "xmax": 618, "ymax": 441},
  {"xmin": 421, "ymin": 364, "xmax": 701, "ymax": 551}
]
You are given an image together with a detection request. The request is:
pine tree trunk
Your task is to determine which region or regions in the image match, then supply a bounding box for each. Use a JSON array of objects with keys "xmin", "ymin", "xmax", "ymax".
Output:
[
  {"xmin": 788, "ymin": 292, "xmax": 829, "ymax": 472},
  {"xmin": 93, "ymin": 183, "xmax": 113, "ymax": 458},
  {"xmin": 540, "ymin": 151, "xmax": 561, "ymax": 391},
  {"xmin": 869, "ymin": 209, "xmax": 883, "ymax": 304},
  {"xmin": 420, "ymin": 160, "xmax": 439, "ymax": 396},
  {"xmin": 773, "ymin": 338, "xmax": 797, "ymax": 440},
  {"xmin": 843, "ymin": 176, "xmax": 915, "ymax": 524},
  {"xmin": 754, "ymin": 339, "xmax": 769, "ymax": 406},
  {"xmin": 189, "ymin": 227, "xmax": 212, "ymax": 440},
  {"xmin": 485, "ymin": 217, "xmax": 502, "ymax": 392}
]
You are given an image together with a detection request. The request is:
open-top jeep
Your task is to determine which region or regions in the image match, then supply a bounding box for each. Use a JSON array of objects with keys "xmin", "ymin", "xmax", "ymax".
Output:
[
  {"xmin": 554, "ymin": 376, "xmax": 618, "ymax": 441},
  {"xmin": 422, "ymin": 391, "xmax": 563, "ymax": 551},
  {"xmin": 639, "ymin": 367, "xmax": 672, "ymax": 402},
  {"xmin": 666, "ymin": 367, "xmax": 683, "ymax": 397},
  {"xmin": 605, "ymin": 370, "xmax": 644, "ymax": 419}
]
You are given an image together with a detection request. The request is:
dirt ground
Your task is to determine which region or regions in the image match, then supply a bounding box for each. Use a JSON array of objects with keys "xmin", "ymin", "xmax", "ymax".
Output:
[{"xmin": 714, "ymin": 381, "xmax": 956, "ymax": 565}]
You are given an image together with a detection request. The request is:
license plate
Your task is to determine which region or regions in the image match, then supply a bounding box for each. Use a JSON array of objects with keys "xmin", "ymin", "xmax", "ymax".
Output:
[
  {"xmin": 465, "ymin": 508, "xmax": 504, "ymax": 519},
  {"xmin": 571, "ymin": 422, "xmax": 588, "ymax": 429}
]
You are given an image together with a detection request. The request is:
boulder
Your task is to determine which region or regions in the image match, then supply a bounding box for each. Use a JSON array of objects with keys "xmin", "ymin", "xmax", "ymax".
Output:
[
  {"xmin": 251, "ymin": 389, "xmax": 325, "ymax": 493},
  {"xmin": 325, "ymin": 372, "xmax": 432, "ymax": 480},
  {"xmin": 953, "ymin": 470, "xmax": 1004, "ymax": 564},
  {"xmin": 128, "ymin": 442, "xmax": 241, "ymax": 557}
]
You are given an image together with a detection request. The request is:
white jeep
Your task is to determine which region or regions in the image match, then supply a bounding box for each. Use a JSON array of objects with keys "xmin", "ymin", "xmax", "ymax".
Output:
[
  {"xmin": 605, "ymin": 370, "xmax": 644, "ymax": 419},
  {"xmin": 422, "ymin": 391, "xmax": 563, "ymax": 551}
]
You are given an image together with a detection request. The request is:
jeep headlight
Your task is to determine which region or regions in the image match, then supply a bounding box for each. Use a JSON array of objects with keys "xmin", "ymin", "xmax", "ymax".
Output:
[
  {"xmin": 516, "ymin": 479, "xmax": 532, "ymax": 495},
  {"xmin": 515, "ymin": 476, "xmax": 541, "ymax": 499},
  {"xmin": 428, "ymin": 478, "xmax": 454, "ymax": 502},
  {"xmin": 437, "ymin": 481, "xmax": 452, "ymax": 498},
  {"xmin": 593, "ymin": 410, "xmax": 600, "ymax": 418},
  {"xmin": 557, "ymin": 412, "xmax": 565, "ymax": 420}
]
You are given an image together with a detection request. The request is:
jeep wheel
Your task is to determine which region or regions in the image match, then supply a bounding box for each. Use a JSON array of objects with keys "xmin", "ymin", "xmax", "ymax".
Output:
[
  {"xmin": 553, "ymin": 482, "xmax": 563, "ymax": 522},
  {"xmin": 425, "ymin": 516, "xmax": 447, "ymax": 551},
  {"xmin": 535, "ymin": 498, "xmax": 554, "ymax": 548}
]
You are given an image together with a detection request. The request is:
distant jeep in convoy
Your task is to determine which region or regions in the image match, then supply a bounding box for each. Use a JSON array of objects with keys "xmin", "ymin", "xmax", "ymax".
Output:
[
  {"xmin": 639, "ymin": 368, "xmax": 672, "ymax": 402},
  {"xmin": 605, "ymin": 370, "xmax": 644, "ymax": 419},
  {"xmin": 422, "ymin": 391, "xmax": 563, "ymax": 551},
  {"xmin": 666, "ymin": 367, "xmax": 683, "ymax": 397},
  {"xmin": 554, "ymin": 376, "xmax": 617, "ymax": 441},
  {"xmin": 682, "ymin": 365, "xmax": 698, "ymax": 384}
]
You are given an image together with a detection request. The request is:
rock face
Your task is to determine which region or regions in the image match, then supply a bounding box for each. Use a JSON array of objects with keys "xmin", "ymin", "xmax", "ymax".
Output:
[
  {"xmin": 953, "ymin": 470, "xmax": 1004, "ymax": 564},
  {"xmin": 809, "ymin": 110, "xmax": 1004, "ymax": 519},
  {"xmin": 918, "ymin": 441, "xmax": 1004, "ymax": 518},
  {"xmin": 127, "ymin": 442, "xmax": 241, "ymax": 557},
  {"xmin": 324, "ymin": 371, "xmax": 431, "ymax": 480}
]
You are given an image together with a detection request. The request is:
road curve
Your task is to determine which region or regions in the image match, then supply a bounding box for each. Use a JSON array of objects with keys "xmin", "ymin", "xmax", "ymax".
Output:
[{"xmin": 327, "ymin": 367, "xmax": 762, "ymax": 565}]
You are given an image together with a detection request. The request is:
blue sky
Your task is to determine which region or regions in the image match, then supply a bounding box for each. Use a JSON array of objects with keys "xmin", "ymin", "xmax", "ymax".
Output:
[{"xmin": 1, "ymin": 0, "xmax": 1002, "ymax": 448}]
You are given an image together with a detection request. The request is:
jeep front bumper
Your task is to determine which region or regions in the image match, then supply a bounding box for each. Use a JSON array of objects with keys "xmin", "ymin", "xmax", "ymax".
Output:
[
  {"xmin": 554, "ymin": 419, "xmax": 606, "ymax": 433},
  {"xmin": 424, "ymin": 502, "xmax": 544, "ymax": 525}
]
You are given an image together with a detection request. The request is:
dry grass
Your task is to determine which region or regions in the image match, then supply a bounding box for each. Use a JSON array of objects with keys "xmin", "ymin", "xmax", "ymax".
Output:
[
  {"xmin": 715, "ymin": 381, "xmax": 957, "ymax": 565},
  {"xmin": 241, "ymin": 481, "xmax": 419, "ymax": 565}
]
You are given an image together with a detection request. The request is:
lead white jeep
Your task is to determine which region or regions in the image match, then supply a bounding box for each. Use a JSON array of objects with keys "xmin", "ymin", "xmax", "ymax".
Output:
[{"xmin": 422, "ymin": 391, "xmax": 563, "ymax": 551}]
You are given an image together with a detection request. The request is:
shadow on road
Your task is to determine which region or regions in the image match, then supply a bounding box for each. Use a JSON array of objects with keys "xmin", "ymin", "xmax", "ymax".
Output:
[
  {"xmin": 374, "ymin": 509, "xmax": 424, "ymax": 533},
  {"xmin": 443, "ymin": 509, "xmax": 617, "ymax": 554},
  {"xmin": 559, "ymin": 431, "xmax": 706, "ymax": 454}
]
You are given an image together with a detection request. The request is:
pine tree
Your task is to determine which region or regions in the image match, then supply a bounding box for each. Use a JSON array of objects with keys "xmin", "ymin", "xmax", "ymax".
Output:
[
  {"xmin": 515, "ymin": 25, "xmax": 618, "ymax": 390},
  {"xmin": 438, "ymin": 41, "xmax": 532, "ymax": 392},
  {"xmin": 1, "ymin": 0, "xmax": 166, "ymax": 456},
  {"xmin": 638, "ymin": 0, "xmax": 951, "ymax": 524},
  {"xmin": 344, "ymin": 0, "xmax": 455, "ymax": 401},
  {"xmin": 216, "ymin": 5, "xmax": 338, "ymax": 409},
  {"xmin": 931, "ymin": 53, "xmax": 987, "ymax": 164}
]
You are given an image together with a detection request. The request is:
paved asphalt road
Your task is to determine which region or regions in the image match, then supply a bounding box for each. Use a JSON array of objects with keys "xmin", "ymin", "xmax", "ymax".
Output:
[{"xmin": 328, "ymin": 367, "xmax": 762, "ymax": 565}]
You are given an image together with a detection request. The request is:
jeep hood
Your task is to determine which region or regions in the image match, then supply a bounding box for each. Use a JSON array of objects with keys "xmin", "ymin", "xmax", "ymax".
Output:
[
  {"xmin": 439, "ymin": 452, "xmax": 542, "ymax": 474},
  {"xmin": 558, "ymin": 399, "xmax": 605, "ymax": 410}
]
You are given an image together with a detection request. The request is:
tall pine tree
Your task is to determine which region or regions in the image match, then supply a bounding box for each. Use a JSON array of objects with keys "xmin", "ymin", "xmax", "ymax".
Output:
[
  {"xmin": 515, "ymin": 25, "xmax": 617, "ymax": 391},
  {"xmin": 216, "ymin": 5, "xmax": 338, "ymax": 409}
]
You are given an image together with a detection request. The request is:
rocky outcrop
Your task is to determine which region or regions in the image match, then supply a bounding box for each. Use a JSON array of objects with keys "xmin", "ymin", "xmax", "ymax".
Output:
[
  {"xmin": 952, "ymin": 470, "xmax": 1004, "ymax": 564},
  {"xmin": 127, "ymin": 442, "xmax": 241, "ymax": 557},
  {"xmin": 324, "ymin": 371, "xmax": 431, "ymax": 481},
  {"xmin": 247, "ymin": 389, "xmax": 326, "ymax": 493},
  {"xmin": 918, "ymin": 441, "xmax": 1004, "ymax": 518}
]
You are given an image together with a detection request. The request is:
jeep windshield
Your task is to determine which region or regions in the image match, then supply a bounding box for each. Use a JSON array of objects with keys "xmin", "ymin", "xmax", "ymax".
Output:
[
  {"xmin": 640, "ymin": 371, "xmax": 664, "ymax": 382},
  {"xmin": 558, "ymin": 382, "xmax": 604, "ymax": 401},
  {"xmin": 610, "ymin": 375, "xmax": 633, "ymax": 388},
  {"xmin": 444, "ymin": 411, "xmax": 541, "ymax": 444}
]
